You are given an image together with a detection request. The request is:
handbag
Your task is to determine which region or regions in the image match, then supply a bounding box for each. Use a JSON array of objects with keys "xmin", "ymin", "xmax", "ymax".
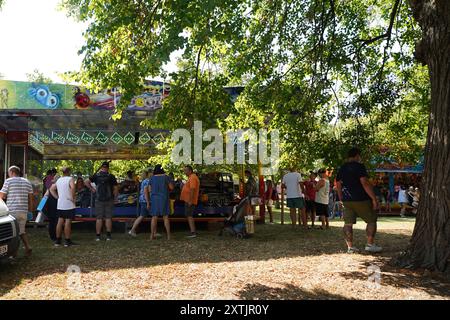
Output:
[
  {"xmin": 35, "ymin": 211, "xmax": 45, "ymax": 224},
  {"xmin": 36, "ymin": 196, "xmax": 49, "ymax": 212}
]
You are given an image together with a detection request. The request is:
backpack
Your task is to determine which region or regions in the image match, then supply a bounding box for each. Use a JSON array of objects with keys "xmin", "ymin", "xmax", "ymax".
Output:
[{"xmin": 95, "ymin": 172, "xmax": 113, "ymax": 201}]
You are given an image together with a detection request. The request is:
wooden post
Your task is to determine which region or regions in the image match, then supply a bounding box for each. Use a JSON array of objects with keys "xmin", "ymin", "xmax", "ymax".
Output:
[
  {"xmin": 258, "ymin": 161, "xmax": 265, "ymax": 224},
  {"xmin": 239, "ymin": 164, "xmax": 245, "ymax": 198}
]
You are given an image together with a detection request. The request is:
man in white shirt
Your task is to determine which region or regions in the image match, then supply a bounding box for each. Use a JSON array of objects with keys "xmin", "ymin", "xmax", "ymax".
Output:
[
  {"xmin": 50, "ymin": 167, "xmax": 77, "ymax": 247},
  {"xmin": 282, "ymin": 168, "xmax": 307, "ymax": 228}
]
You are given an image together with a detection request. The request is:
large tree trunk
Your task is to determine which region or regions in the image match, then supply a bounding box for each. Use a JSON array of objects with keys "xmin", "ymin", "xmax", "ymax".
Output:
[{"xmin": 397, "ymin": 0, "xmax": 450, "ymax": 271}]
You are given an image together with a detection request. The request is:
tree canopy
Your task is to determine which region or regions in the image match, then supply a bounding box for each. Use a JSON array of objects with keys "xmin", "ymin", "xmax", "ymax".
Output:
[{"xmin": 61, "ymin": 0, "xmax": 428, "ymax": 173}]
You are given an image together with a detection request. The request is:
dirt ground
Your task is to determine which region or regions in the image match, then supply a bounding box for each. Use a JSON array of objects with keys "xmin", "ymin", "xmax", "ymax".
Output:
[{"xmin": 1, "ymin": 217, "xmax": 449, "ymax": 300}]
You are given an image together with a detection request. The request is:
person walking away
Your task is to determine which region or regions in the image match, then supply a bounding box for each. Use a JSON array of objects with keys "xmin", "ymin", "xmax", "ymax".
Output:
[
  {"xmin": 0, "ymin": 166, "xmax": 34, "ymax": 256},
  {"xmin": 264, "ymin": 180, "xmax": 276, "ymax": 224},
  {"xmin": 180, "ymin": 165, "xmax": 200, "ymax": 238},
  {"xmin": 85, "ymin": 162, "xmax": 118, "ymax": 241},
  {"xmin": 243, "ymin": 170, "xmax": 258, "ymax": 216},
  {"xmin": 336, "ymin": 147, "xmax": 382, "ymax": 253},
  {"xmin": 50, "ymin": 167, "xmax": 77, "ymax": 247},
  {"xmin": 148, "ymin": 165, "xmax": 173, "ymax": 240},
  {"xmin": 303, "ymin": 171, "xmax": 317, "ymax": 228},
  {"xmin": 43, "ymin": 177, "xmax": 58, "ymax": 242},
  {"xmin": 315, "ymin": 169, "xmax": 330, "ymax": 229},
  {"xmin": 398, "ymin": 186, "xmax": 408, "ymax": 218},
  {"xmin": 282, "ymin": 168, "xmax": 307, "ymax": 228},
  {"xmin": 129, "ymin": 169, "xmax": 151, "ymax": 236}
]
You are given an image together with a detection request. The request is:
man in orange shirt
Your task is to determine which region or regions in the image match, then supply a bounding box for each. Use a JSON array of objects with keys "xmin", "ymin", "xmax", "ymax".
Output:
[{"xmin": 180, "ymin": 165, "xmax": 200, "ymax": 238}]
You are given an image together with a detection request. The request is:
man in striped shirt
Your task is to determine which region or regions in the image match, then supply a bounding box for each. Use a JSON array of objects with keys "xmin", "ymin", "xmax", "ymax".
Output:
[{"xmin": 0, "ymin": 166, "xmax": 34, "ymax": 256}]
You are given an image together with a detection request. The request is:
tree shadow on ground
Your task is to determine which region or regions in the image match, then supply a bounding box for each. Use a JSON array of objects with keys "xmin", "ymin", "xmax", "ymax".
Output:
[
  {"xmin": 339, "ymin": 257, "xmax": 450, "ymax": 298},
  {"xmin": 0, "ymin": 221, "xmax": 440, "ymax": 297},
  {"xmin": 238, "ymin": 283, "xmax": 352, "ymax": 300}
]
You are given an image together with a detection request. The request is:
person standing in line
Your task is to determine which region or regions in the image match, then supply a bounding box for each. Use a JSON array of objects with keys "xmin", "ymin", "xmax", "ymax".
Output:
[
  {"xmin": 129, "ymin": 169, "xmax": 151, "ymax": 237},
  {"xmin": 180, "ymin": 165, "xmax": 200, "ymax": 238},
  {"xmin": 303, "ymin": 171, "xmax": 317, "ymax": 229},
  {"xmin": 0, "ymin": 166, "xmax": 34, "ymax": 256},
  {"xmin": 282, "ymin": 168, "xmax": 307, "ymax": 228},
  {"xmin": 85, "ymin": 162, "xmax": 119, "ymax": 241},
  {"xmin": 50, "ymin": 167, "xmax": 77, "ymax": 247},
  {"xmin": 315, "ymin": 169, "xmax": 330, "ymax": 230},
  {"xmin": 43, "ymin": 176, "xmax": 58, "ymax": 242},
  {"xmin": 336, "ymin": 147, "xmax": 382, "ymax": 254},
  {"xmin": 398, "ymin": 186, "xmax": 409, "ymax": 218},
  {"xmin": 148, "ymin": 165, "xmax": 173, "ymax": 240},
  {"xmin": 264, "ymin": 179, "xmax": 276, "ymax": 224},
  {"xmin": 381, "ymin": 186, "xmax": 392, "ymax": 213},
  {"xmin": 243, "ymin": 170, "xmax": 258, "ymax": 216}
]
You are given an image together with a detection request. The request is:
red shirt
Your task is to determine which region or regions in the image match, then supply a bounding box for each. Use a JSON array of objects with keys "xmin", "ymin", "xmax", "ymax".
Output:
[{"xmin": 304, "ymin": 180, "xmax": 317, "ymax": 201}]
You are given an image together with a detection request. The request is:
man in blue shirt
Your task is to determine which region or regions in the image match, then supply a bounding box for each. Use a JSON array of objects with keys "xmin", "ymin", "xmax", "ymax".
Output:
[{"xmin": 336, "ymin": 148, "xmax": 382, "ymax": 254}]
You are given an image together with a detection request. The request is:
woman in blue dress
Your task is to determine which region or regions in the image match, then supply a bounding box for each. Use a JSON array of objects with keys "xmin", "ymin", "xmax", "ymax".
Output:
[{"xmin": 149, "ymin": 165, "xmax": 173, "ymax": 240}]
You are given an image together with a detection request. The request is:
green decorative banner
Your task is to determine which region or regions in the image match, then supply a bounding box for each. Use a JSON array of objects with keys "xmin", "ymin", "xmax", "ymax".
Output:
[
  {"xmin": 28, "ymin": 133, "xmax": 44, "ymax": 154},
  {"xmin": 110, "ymin": 132, "xmax": 123, "ymax": 144},
  {"xmin": 52, "ymin": 131, "xmax": 65, "ymax": 144},
  {"xmin": 139, "ymin": 132, "xmax": 151, "ymax": 145},
  {"xmin": 36, "ymin": 132, "xmax": 52, "ymax": 144},
  {"xmin": 66, "ymin": 131, "xmax": 80, "ymax": 144},
  {"xmin": 81, "ymin": 132, "xmax": 95, "ymax": 145},
  {"xmin": 123, "ymin": 132, "xmax": 135, "ymax": 145},
  {"xmin": 96, "ymin": 132, "xmax": 109, "ymax": 145},
  {"xmin": 152, "ymin": 133, "xmax": 165, "ymax": 145}
]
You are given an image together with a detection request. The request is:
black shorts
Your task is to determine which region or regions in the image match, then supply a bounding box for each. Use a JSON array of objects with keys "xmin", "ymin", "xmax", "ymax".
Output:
[
  {"xmin": 305, "ymin": 200, "xmax": 315, "ymax": 213},
  {"xmin": 315, "ymin": 203, "xmax": 329, "ymax": 217},
  {"xmin": 57, "ymin": 209, "xmax": 75, "ymax": 220},
  {"xmin": 185, "ymin": 204, "xmax": 196, "ymax": 217}
]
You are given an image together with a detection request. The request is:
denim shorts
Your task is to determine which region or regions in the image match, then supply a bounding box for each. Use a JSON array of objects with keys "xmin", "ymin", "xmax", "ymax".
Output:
[{"xmin": 139, "ymin": 203, "xmax": 150, "ymax": 217}]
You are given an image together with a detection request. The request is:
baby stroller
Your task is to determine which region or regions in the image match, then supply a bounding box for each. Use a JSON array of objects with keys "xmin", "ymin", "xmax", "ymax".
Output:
[{"xmin": 219, "ymin": 197, "xmax": 251, "ymax": 239}]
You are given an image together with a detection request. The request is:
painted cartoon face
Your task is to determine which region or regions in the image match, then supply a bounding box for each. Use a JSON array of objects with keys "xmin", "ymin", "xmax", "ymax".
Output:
[
  {"xmin": 135, "ymin": 97, "xmax": 145, "ymax": 107},
  {"xmin": 74, "ymin": 88, "xmax": 91, "ymax": 109},
  {"xmin": 28, "ymin": 85, "xmax": 60, "ymax": 109}
]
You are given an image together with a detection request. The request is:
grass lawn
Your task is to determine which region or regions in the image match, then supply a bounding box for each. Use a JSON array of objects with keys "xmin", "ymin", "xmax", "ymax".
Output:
[{"xmin": 1, "ymin": 213, "xmax": 449, "ymax": 300}]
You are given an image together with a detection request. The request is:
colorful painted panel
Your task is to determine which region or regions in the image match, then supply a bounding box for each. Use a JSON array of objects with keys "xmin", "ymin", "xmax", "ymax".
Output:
[{"xmin": 0, "ymin": 80, "xmax": 170, "ymax": 111}]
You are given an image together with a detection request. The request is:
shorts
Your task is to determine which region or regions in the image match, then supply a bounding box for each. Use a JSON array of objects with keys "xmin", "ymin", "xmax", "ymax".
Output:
[
  {"xmin": 315, "ymin": 202, "xmax": 329, "ymax": 216},
  {"xmin": 305, "ymin": 200, "xmax": 315, "ymax": 213},
  {"xmin": 185, "ymin": 204, "xmax": 196, "ymax": 217},
  {"xmin": 343, "ymin": 200, "xmax": 377, "ymax": 224},
  {"xmin": 95, "ymin": 200, "xmax": 114, "ymax": 219},
  {"xmin": 265, "ymin": 199, "xmax": 274, "ymax": 207},
  {"xmin": 11, "ymin": 212, "xmax": 27, "ymax": 235},
  {"xmin": 57, "ymin": 209, "xmax": 75, "ymax": 220},
  {"xmin": 286, "ymin": 197, "xmax": 305, "ymax": 209},
  {"xmin": 139, "ymin": 203, "xmax": 150, "ymax": 217}
]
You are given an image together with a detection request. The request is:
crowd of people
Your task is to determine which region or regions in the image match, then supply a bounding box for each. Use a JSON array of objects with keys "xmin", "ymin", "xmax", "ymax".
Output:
[
  {"xmin": 1, "ymin": 147, "xmax": 412, "ymax": 257},
  {"xmin": 0, "ymin": 162, "xmax": 200, "ymax": 253}
]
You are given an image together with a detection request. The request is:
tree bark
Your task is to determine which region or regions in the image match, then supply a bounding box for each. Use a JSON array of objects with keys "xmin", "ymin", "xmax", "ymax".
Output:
[{"xmin": 397, "ymin": 0, "xmax": 450, "ymax": 271}]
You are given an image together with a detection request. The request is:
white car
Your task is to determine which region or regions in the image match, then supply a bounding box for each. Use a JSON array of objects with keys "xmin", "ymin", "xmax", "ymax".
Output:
[{"xmin": 0, "ymin": 204, "xmax": 20, "ymax": 261}]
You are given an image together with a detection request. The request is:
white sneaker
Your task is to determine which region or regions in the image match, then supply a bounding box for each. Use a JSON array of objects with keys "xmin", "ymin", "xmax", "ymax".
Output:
[
  {"xmin": 365, "ymin": 244, "xmax": 382, "ymax": 253},
  {"xmin": 128, "ymin": 231, "xmax": 137, "ymax": 237},
  {"xmin": 347, "ymin": 247, "xmax": 360, "ymax": 254}
]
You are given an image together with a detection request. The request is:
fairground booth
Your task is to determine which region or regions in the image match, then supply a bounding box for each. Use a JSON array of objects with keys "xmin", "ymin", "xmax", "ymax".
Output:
[{"xmin": 0, "ymin": 80, "xmax": 254, "ymax": 225}]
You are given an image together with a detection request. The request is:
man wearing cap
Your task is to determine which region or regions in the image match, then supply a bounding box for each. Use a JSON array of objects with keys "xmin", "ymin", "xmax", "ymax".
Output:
[
  {"xmin": 50, "ymin": 167, "xmax": 77, "ymax": 247},
  {"xmin": 85, "ymin": 162, "xmax": 118, "ymax": 241}
]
